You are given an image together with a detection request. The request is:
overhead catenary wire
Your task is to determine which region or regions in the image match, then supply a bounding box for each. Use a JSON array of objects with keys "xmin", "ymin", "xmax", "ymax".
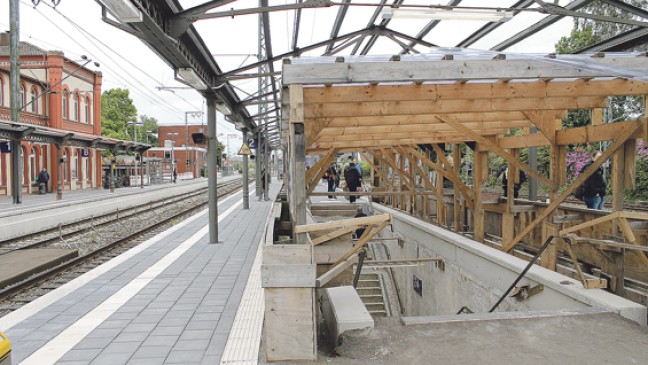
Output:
[{"xmin": 22, "ymin": 1, "xmax": 202, "ymax": 119}]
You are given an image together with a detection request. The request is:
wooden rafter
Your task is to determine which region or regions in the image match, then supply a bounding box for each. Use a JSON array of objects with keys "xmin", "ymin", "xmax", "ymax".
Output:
[
  {"xmin": 303, "ymin": 80, "xmax": 648, "ymax": 103},
  {"xmin": 304, "ymin": 97, "xmax": 607, "ymax": 118},
  {"xmin": 295, "ymin": 213, "xmax": 391, "ymax": 233},
  {"xmin": 395, "ymin": 146, "xmax": 445, "ymax": 204},
  {"xmin": 372, "ymin": 148, "xmax": 415, "ymax": 192},
  {"xmin": 437, "ymin": 114, "xmax": 554, "ymax": 188},
  {"xmin": 502, "ymin": 120, "xmax": 642, "ymax": 252},
  {"xmin": 413, "ymin": 145, "xmax": 475, "ymax": 211}
]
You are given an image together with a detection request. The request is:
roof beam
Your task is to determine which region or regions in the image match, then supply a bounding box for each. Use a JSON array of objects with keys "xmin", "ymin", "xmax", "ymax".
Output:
[
  {"xmin": 399, "ymin": 0, "xmax": 462, "ymax": 55},
  {"xmin": 456, "ymin": 0, "xmax": 536, "ymax": 48},
  {"xmin": 491, "ymin": 0, "xmax": 594, "ymax": 51}
]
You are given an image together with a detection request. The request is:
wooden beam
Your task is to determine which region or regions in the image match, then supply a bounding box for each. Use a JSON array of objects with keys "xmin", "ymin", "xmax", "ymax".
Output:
[
  {"xmin": 523, "ymin": 110, "xmax": 555, "ymax": 144},
  {"xmin": 310, "ymin": 226, "xmax": 357, "ymax": 246},
  {"xmin": 328, "ymin": 220, "xmax": 391, "ymax": 270},
  {"xmin": 438, "ymin": 114, "xmax": 554, "ymax": 188},
  {"xmin": 295, "ymin": 213, "xmax": 391, "ymax": 233},
  {"xmin": 415, "ymin": 145, "xmax": 475, "ymax": 211},
  {"xmin": 305, "ymin": 111, "xmax": 536, "ymax": 127},
  {"xmin": 302, "ymin": 79, "xmax": 648, "ymax": 103},
  {"xmin": 503, "ymin": 121, "xmax": 642, "ymax": 252},
  {"xmin": 316, "ymin": 253, "xmax": 358, "ymax": 288},
  {"xmin": 303, "ymin": 97, "xmax": 607, "ymax": 118},
  {"xmin": 396, "ymin": 146, "xmax": 445, "ymax": 204}
]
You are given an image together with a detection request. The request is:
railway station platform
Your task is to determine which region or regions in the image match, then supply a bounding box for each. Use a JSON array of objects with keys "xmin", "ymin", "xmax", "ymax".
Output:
[
  {"xmin": 0, "ymin": 177, "xmax": 217, "ymax": 216},
  {"xmin": 0, "ymin": 177, "xmax": 279, "ymax": 365}
]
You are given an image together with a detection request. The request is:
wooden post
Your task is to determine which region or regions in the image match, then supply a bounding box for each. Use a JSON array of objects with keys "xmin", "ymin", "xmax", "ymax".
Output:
[
  {"xmin": 453, "ymin": 147, "xmax": 461, "ymax": 232},
  {"xmin": 289, "ymin": 84, "xmax": 308, "ymax": 245},
  {"xmin": 540, "ymin": 222, "xmax": 559, "ymax": 270},
  {"xmin": 611, "ymin": 144, "xmax": 625, "ymax": 237},
  {"xmin": 473, "ymin": 146, "xmax": 486, "ymax": 242}
]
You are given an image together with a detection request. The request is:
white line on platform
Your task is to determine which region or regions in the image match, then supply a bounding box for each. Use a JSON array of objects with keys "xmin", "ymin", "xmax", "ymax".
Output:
[
  {"xmin": 219, "ymin": 223, "xmax": 267, "ymax": 364},
  {"xmin": 18, "ymin": 198, "xmax": 243, "ymax": 365}
]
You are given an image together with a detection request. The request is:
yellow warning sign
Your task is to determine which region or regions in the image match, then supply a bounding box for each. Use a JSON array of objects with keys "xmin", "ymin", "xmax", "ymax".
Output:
[{"xmin": 238, "ymin": 143, "xmax": 252, "ymax": 155}]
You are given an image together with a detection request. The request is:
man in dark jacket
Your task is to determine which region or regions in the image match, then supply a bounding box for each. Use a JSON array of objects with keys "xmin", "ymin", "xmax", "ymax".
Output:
[
  {"xmin": 582, "ymin": 152, "xmax": 606, "ymax": 210},
  {"xmin": 37, "ymin": 168, "xmax": 49, "ymax": 194},
  {"xmin": 326, "ymin": 162, "xmax": 338, "ymax": 199},
  {"xmin": 344, "ymin": 162, "xmax": 362, "ymax": 203}
]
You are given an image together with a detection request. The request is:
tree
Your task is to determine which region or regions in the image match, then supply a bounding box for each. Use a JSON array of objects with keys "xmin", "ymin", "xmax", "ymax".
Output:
[
  {"xmin": 555, "ymin": 0, "xmax": 648, "ymax": 54},
  {"xmin": 101, "ymin": 88, "xmax": 137, "ymax": 141},
  {"xmin": 138, "ymin": 115, "xmax": 159, "ymax": 147},
  {"xmin": 555, "ymin": 25, "xmax": 600, "ymax": 54}
]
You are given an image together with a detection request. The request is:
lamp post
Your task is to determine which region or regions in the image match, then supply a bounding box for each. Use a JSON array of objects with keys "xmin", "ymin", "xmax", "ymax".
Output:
[
  {"xmin": 127, "ymin": 121, "xmax": 143, "ymax": 185},
  {"xmin": 185, "ymin": 111, "xmax": 203, "ymax": 178},
  {"xmin": 167, "ymin": 132, "xmax": 178, "ymax": 182}
]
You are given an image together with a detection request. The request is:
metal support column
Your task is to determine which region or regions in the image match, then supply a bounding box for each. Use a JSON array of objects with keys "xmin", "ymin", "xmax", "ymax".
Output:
[
  {"xmin": 256, "ymin": 129, "xmax": 261, "ymax": 196},
  {"xmin": 10, "ymin": 0, "xmax": 21, "ymax": 204},
  {"xmin": 242, "ymin": 130, "xmax": 250, "ymax": 209},
  {"xmin": 207, "ymin": 97, "xmax": 219, "ymax": 243},
  {"xmin": 264, "ymin": 123, "xmax": 269, "ymax": 201},
  {"xmin": 56, "ymin": 145, "xmax": 64, "ymax": 199}
]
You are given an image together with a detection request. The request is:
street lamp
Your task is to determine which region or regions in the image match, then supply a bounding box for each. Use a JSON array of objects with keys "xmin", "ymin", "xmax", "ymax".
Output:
[
  {"xmin": 167, "ymin": 132, "xmax": 179, "ymax": 182},
  {"xmin": 185, "ymin": 111, "xmax": 203, "ymax": 178},
  {"xmin": 127, "ymin": 121, "xmax": 143, "ymax": 185}
]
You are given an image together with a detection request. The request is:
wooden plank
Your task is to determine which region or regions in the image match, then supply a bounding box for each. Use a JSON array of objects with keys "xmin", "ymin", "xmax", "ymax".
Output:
[
  {"xmin": 367, "ymin": 257, "xmax": 443, "ymax": 264},
  {"xmin": 289, "ymin": 84, "xmax": 308, "ymax": 244},
  {"xmin": 303, "ymin": 97, "xmax": 607, "ymax": 118},
  {"xmin": 262, "ymin": 264, "xmax": 316, "ymax": 287},
  {"xmin": 556, "ymin": 120, "xmax": 644, "ymax": 145},
  {"xmin": 315, "ymin": 253, "xmax": 358, "ymax": 288},
  {"xmin": 438, "ymin": 114, "xmax": 554, "ymax": 188},
  {"xmin": 295, "ymin": 213, "xmax": 390, "ymax": 233},
  {"xmin": 310, "ymin": 226, "xmax": 357, "ymax": 246},
  {"xmin": 559, "ymin": 212, "xmax": 622, "ymax": 235},
  {"xmin": 375, "ymin": 148, "xmax": 415, "ymax": 192},
  {"xmin": 302, "ymin": 81, "xmax": 648, "ymax": 103},
  {"xmin": 306, "ymin": 149, "xmax": 336, "ymax": 197},
  {"xmin": 624, "ymin": 139, "xmax": 636, "ymax": 190},
  {"xmin": 264, "ymin": 244, "xmax": 312, "ymax": 265},
  {"xmin": 305, "ymin": 111, "xmax": 534, "ymax": 126},
  {"xmin": 314, "ymin": 121, "xmax": 530, "ymax": 135},
  {"xmin": 284, "ymin": 59, "xmax": 648, "ymax": 85},
  {"xmin": 498, "ymin": 120, "xmax": 644, "ymax": 149},
  {"xmin": 329, "ymin": 220, "xmax": 391, "ymax": 269},
  {"xmin": 592, "ymin": 108, "xmax": 603, "ymax": 126},
  {"xmin": 524, "ymin": 110, "xmax": 555, "ymax": 144},
  {"xmin": 503, "ymin": 121, "xmax": 641, "ymax": 252}
]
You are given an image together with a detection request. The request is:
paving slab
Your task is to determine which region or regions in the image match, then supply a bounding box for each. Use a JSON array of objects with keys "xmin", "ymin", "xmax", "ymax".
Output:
[{"xmin": 0, "ymin": 248, "xmax": 78, "ymax": 288}]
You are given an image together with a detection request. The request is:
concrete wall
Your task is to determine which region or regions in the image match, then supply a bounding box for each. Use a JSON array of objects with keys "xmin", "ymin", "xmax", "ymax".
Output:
[{"xmin": 372, "ymin": 204, "xmax": 647, "ymax": 326}]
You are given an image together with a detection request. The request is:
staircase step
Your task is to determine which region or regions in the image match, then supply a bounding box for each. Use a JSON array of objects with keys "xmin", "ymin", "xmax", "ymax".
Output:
[
  {"xmin": 356, "ymin": 288, "xmax": 382, "ymax": 295},
  {"xmin": 365, "ymin": 303, "xmax": 386, "ymax": 311},
  {"xmin": 355, "ymin": 279, "xmax": 380, "ymax": 288}
]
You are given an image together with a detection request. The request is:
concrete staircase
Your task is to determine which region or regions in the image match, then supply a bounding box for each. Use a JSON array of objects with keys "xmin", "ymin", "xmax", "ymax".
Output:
[{"xmin": 355, "ymin": 272, "xmax": 388, "ymax": 317}]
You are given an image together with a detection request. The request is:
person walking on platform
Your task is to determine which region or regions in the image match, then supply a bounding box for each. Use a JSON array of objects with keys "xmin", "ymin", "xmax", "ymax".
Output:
[
  {"xmin": 173, "ymin": 169, "xmax": 177, "ymax": 183},
  {"xmin": 344, "ymin": 162, "xmax": 362, "ymax": 203},
  {"xmin": 326, "ymin": 162, "xmax": 338, "ymax": 199},
  {"xmin": 37, "ymin": 168, "xmax": 49, "ymax": 194},
  {"xmin": 581, "ymin": 151, "xmax": 606, "ymax": 210}
]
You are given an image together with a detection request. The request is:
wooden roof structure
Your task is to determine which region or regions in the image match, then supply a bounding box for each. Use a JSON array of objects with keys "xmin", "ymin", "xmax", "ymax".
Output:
[
  {"xmin": 282, "ymin": 50, "xmax": 648, "ymax": 254},
  {"xmin": 282, "ymin": 52, "xmax": 648, "ymax": 153}
]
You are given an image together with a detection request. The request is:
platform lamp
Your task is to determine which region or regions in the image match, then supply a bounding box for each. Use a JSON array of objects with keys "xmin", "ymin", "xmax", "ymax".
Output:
[
  {"xmin": 127, "ymin": 121, "xmax": 143, "ymax": 183},
  {"xmin": 185, "ymin": 111, "xmax": 203, "ymax": 178},
  {"xmin": 167, "ymin": 132, "xmax": 179, "ymax": 182}
]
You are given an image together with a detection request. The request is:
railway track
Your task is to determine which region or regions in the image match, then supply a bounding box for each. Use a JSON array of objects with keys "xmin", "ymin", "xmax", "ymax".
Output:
[{"xmin": 0, "ymin": 178, "xmax": 245, "ymax": 316}]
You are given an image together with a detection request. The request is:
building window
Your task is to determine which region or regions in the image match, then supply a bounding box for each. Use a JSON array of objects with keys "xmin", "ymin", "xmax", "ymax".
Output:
[
  {"xmin": 83, "ymin": 156, "xmax": 89, "ymax": 182},
  {"xmin": 164, "ymin": 151, "xmax": 171, "ymax": 160},
  {"xmin": 71, "ymin": 149, "xmax": 77, "ymax": 179},
  {"xmin": 83, "ymin": 97, "xmax": 88, "ymax": 123},
  {"xmin": 0, "ymin": 75, "xmax": 4, "ymax": 107},
  {"xmin": 30, "ymin": 87, "xmax": 38, "ymax": 113},
  {"xmin": 19, "ymin": 84, "xmax": 26, "ymax": 110},
  {"xmin": 30, "ymin": 147, "xmax": 37, "ymax": 184},
  {"xmin": 73, "ymin": 93, "xmax": 79, "ymax": 121},
  {"xmin": 62, "ymin": 90, "xmax": 68, "ymax": 119}
]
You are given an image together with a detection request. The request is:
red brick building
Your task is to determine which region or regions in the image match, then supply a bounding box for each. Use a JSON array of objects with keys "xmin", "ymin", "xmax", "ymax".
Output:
[
  {"xmin": 147, "ymin": 125, "xmax": 208, "ymax": 178},
  {"xmin": 0, "ymin": 35, "xmax": 125, "ymax": 197}
]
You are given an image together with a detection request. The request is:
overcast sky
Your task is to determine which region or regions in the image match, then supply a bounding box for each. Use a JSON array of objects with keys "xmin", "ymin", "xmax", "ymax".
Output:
[{"xmin": 9, "ymin": 0, "xmax": 576, "ymax": 149}]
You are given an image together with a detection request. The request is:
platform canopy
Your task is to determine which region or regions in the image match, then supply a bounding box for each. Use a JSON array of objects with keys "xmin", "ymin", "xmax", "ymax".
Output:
[{"xmin": 282, "ymin": 50, "xmax": 648, "ymax": 153}]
